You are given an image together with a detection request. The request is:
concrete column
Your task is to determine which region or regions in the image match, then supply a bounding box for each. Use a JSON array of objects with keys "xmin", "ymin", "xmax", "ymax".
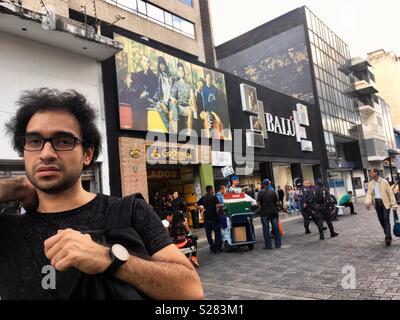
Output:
[
  {"xmin": 260, "ymin": 162, "xmax": 274, "ymax": 185},
  {"xmin": 199, "ymin": 164, "xmax": 214, "ymax": 194}
]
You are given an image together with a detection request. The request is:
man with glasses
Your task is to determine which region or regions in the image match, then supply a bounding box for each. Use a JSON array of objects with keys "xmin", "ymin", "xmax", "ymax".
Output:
[{"xmin": 0, "ymin": 88, "xmax": 203, "ymax": 300}]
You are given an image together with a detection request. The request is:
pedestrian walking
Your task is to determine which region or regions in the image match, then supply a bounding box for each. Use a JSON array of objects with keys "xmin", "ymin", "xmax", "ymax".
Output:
[
  {"xmin": 216, "ymin": 185, "xmax": 232, "ymax": 250},
  {"xmin": 257, "ymin": 179, "xmax": 281, "ymax": 249},
  {"xmin": 196, "ymin": 185, "xmax": 222, "ymax": 253},
  {"xmin": 314, "ymin": 179, "xmax": 339, "ymax": 239},
  {"xmin": 366, "ymin": 169, "xmax": 398, "ymax": 246},
  {"xmin": 277, "ymin": 186, "xmax": 285, "ymax": 207},
  {"xmin": 298, "ymin": 179, "xmax": 325, "ymax": 240},
  {"xmin": 287, "ymin": 186, "xmax": 296, "ymax": 214}
]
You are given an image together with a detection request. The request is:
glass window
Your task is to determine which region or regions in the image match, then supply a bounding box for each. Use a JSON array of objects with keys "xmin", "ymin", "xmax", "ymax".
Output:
[
  {"xmin": 137, "ymin": 0, "xmax": 147, "ymax": 16},
  {"xmin": 181, "ymin": 19, "xmax": 195, "ymax": 37},
  {"xmin": 322, "ymin": 114, "xmax": 328, "ymax": 131},
  {"xmin": 115, "ymin": 0, "xmax": 137, "ymax": 12},
  {"xmin": 164, "ymin": 11, "xmax": 173, "ymax": 26},
  {"xmin": 147, "ymin": 3, "xmax": 164, "ymax": 23},
  {"xmin": 172, "ymin": 15, "xmax": 182, "ymax": 31},
  {"xmin": 324, "ymin": 130, "xmax": 331, "ymax": 145},
  {"xmin": 180, "ymin": 0, "xmax": 193, "ymax": 6},
  {"xmin": 105, "ymin": 0, "xmax": 195, "ymax": 39}
]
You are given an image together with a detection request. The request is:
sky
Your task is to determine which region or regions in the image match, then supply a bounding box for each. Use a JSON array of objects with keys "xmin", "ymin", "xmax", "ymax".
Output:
[{"xmin": 209, "ymin": 0, "xmax": 400, "ymax": 58}]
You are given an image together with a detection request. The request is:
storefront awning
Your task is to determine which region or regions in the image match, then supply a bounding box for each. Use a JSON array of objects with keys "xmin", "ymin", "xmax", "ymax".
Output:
[{"xmin": 0, "ymin": 2, "xmax": 123, "ymax": 61}]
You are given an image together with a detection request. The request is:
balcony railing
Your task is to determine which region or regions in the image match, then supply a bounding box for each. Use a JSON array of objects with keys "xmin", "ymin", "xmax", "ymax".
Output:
[{"xmin": 348, "ymin": 80, "xmax": 379, "ymax": 96}]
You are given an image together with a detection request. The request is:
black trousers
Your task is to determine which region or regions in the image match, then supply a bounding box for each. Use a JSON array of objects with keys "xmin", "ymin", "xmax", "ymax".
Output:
[
  {"xmin": 342, "ymin": 202, "xmax": 354, "ymax": 214},
  {"xmin": 302, "ymin": 208, "xmax": 324, "ymax": 233},
  {"xmin": 375, "ymin": 199, "xmax": 392, "ymax": 239},
  {"xmin": 318, "ymin": 207, "xmax": 335, "ymax": 234}
]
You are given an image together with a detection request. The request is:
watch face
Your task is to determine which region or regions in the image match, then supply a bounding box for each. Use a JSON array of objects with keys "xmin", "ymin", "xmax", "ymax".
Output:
[{"xmin": 112, "ymin": 244, "xmax": 130, "ymax": 262}]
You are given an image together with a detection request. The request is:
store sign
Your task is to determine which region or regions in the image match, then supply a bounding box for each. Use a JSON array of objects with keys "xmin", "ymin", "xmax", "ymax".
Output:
[
  {"xmin": 265, "ymin": 113, "xmax": 296, "ymax": 137},
  {"xmin": 146, "ymin": 145, "xmax": 198, "ymax": 164},
  {"xmin": 263, "ymin": 104, "xmax": 313, "ymax": 153},
  {"xmin": 147, "ymin": 169, "xmax": 180, "ymax": 180},
  {"xmin": 221, "ymin": 166, "xmax": 235, "ymax": 178},
  {"xmin": 212, "ymin": 151, "xmax": 232, "ymax": 167},
  {"xmin": 301, "ymin": 140, "xmax": 313, "ymax": 152}
]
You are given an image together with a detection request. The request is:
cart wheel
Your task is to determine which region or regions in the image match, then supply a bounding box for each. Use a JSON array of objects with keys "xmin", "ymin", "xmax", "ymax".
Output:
[{"xmin": 248, "ymin": 244, "xmax": 254, "ymax": 251}]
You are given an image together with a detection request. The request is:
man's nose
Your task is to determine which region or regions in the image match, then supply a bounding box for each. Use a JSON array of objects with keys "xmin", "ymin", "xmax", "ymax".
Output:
[{"xmin": 39, "ymin": 141, "xmax": 58, "ymax": 160}]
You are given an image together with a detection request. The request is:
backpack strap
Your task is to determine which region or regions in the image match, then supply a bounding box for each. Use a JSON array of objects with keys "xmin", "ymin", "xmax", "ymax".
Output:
[{"xmin": 83, "ymin": 193, "xmax": 145, "ymax": 236}]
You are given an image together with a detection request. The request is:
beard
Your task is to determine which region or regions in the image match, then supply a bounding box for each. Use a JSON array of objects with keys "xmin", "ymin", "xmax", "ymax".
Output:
[{"xmin": 26, "ymin": 162, "xmax": 82, "ymax": 195}]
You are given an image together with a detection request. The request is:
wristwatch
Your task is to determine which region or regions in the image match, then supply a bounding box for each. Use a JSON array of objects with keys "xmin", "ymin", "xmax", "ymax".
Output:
[{"xmin": 104, "ymin": 244, "xmax": 130, "ymax": 277}]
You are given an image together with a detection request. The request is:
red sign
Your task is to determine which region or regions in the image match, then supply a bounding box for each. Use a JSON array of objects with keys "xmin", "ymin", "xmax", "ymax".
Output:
[
  {"xmin": 147, "ymin": 169, "xmax": 180, "ymax": 180},
  {"xmin": 224, "ymin": 193, "xmax": 245, "ymax": 200}
]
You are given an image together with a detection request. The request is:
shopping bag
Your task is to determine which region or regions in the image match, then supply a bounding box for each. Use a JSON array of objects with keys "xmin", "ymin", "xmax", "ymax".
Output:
[
  {"xmin": 393, "ymin": 211, "xmax": 400, "ymax": 238},
  {"xmin": 278, "ymin": 219, "xmax": 284, "ymax": 236}
]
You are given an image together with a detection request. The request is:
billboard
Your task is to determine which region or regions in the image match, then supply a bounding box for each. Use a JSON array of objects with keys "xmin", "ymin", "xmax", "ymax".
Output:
[{"xmin": 115, "ymin": 33, "xmax": 231, "ymax": 140}]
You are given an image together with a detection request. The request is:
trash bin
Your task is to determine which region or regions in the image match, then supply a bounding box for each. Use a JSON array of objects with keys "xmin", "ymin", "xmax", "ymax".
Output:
[{"xmin": 191, "ymin": 209, "xmax": 200, "ymax": 229}]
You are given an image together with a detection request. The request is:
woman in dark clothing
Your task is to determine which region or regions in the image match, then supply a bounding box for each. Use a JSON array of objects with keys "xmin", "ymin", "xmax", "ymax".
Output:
[{"xmin": 169, "ymin": 210, "xmax": 199, "ymax": 268}]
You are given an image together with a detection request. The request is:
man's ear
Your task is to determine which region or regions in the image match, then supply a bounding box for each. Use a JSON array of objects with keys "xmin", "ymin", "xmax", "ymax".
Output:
[{"xmin": 83, "ymin": 147, "xmax": 94, "ymax": 167}]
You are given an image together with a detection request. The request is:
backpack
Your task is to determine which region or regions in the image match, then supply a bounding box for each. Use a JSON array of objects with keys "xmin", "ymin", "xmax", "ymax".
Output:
[{"xmin": 330, "ymin": 194, "xmax": 337, "ymax": 205}]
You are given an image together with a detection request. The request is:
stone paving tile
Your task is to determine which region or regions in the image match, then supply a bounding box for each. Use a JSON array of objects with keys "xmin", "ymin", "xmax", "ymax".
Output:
[{"xmin": 196, "ymin": 201, "xmax": 400, "ymax": 300}]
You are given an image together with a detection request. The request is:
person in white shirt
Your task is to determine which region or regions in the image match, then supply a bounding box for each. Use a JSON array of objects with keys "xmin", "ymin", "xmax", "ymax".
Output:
[{"xmin": 366, "ymin": 169, "xmax": 398, "ymax": 246}]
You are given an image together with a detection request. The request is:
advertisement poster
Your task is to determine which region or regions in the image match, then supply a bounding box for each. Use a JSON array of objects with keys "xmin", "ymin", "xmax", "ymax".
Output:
[{"xmin": 115, "ymin": 33, "xmax": 231, "ymax": 140}]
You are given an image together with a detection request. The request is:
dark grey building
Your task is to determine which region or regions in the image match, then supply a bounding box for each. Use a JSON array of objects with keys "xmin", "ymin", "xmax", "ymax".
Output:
[{"xmin": 215, "ymin": 6, "xmax": 367, "ymax": 197}]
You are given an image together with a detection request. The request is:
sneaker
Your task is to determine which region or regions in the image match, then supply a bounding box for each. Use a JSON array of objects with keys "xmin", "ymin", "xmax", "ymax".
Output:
[
  {"xmin": 351, "ymin": 212, "xmax": 358, "ymax": 215},
  {"xmin": 331, "ymin": 232, "xmax": 339, "ymax": 238},
  {"xmin": 190, "ymin": 256, "xmax": 200, "ymax": 268},
  {"xmin": 305, "ymin": 229, "xmax": 311, "ymax": 235}
]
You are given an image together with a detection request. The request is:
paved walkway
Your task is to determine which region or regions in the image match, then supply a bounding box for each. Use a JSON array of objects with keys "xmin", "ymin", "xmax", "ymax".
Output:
[{"xmin": 195, "ymin": 200, "xmax": 400, "ymax": 300}]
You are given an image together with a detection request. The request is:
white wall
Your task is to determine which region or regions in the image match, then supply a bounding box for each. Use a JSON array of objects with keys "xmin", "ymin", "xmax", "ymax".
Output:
[{"xmin": 0, "ymin": 32, "xmax": 110, "ymax": 194}]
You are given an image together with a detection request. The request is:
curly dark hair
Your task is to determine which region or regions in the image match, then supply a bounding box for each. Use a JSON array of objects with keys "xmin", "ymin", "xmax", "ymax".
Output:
[
  {"xmin": 170, "ymin": 210, "xmax": 186, "ymax": 239},
  {"xmin": 5, "ymin": 88, "xmax": 102, "ymax": 167}
]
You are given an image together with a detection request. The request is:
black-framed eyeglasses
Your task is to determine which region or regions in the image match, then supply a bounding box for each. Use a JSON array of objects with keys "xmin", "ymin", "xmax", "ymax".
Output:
[{"xmin": 23, "ymin": 134, "xmax": 84, "ymax": 151}]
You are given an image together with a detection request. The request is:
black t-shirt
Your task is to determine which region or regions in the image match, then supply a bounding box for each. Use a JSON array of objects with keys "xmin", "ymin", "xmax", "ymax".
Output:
[
  {"xmin": 197, "ymin": 194, "xmax": 220, "ymax": 223},
  {"xmin": 171, "ymin": 198, "xmax": 187, "ymax": 213},
  {"xmin": 0, "ymin": 194, "xmax": 172, "ymax": 300},
  {"xmin": 257, "ymin": 189, "xmax": 279, "ymax": 218}
]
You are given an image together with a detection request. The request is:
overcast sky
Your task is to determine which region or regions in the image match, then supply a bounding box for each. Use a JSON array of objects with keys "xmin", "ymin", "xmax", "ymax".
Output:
[{"xmin": 209, "ymin": 0, "xmax": 400, "ymax": 58}]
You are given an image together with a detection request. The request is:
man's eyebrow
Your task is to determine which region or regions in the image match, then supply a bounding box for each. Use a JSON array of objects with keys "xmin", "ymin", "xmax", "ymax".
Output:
[{"xmin": 25, "ymin": 131, "xmax": 77, "ymax": 137}]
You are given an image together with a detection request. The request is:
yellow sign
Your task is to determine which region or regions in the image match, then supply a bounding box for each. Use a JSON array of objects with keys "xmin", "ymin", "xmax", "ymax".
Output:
[
  {"xmin": 147, "ymin": 146, "xmax": 197, "ymax": 163},
  {"xmin": 130, "ymin": 146, "xmax": 141, "ymax": 158}
]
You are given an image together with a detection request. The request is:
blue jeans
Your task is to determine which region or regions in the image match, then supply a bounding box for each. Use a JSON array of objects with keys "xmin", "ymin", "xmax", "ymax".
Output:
[
  {"xmin": 261, "ymin": 216, "xmax": 281, "ymax": 249},
  {"xmin": 205, "ymin": 220, "xmax": 222, "ymax": 252},
  {"xmin": 288, "ymin": 200, "xmax": 296, "ymax": 213}
]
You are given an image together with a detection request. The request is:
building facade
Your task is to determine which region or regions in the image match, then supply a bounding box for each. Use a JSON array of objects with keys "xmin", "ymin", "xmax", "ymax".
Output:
[
  {"xmin": 99, "ymin": 27, "xmax": 326, "ymax": 210},
  {"xmin": 0, "ymin": 1, "xmax": 122, "ymax": 194},
  {"xmin": 215, "ymin": 6, "xmax": 366, "ymax": 198},
  {"xmin": 368, "ymin": 50, "xmax": 400, "ymax": 130}
]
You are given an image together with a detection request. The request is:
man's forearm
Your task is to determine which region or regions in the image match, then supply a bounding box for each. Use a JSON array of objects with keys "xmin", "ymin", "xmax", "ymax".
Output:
[
  {"xmin": 0, "ymin": 177, "xmax": 28, "ymax": 202},
  {"xmin": 0, "ymin": 177, "xmax": 37, "ymax": 210},
  {"xmin": 115, "ymin": 254, "xmax": 203, "ymax": 300}
]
